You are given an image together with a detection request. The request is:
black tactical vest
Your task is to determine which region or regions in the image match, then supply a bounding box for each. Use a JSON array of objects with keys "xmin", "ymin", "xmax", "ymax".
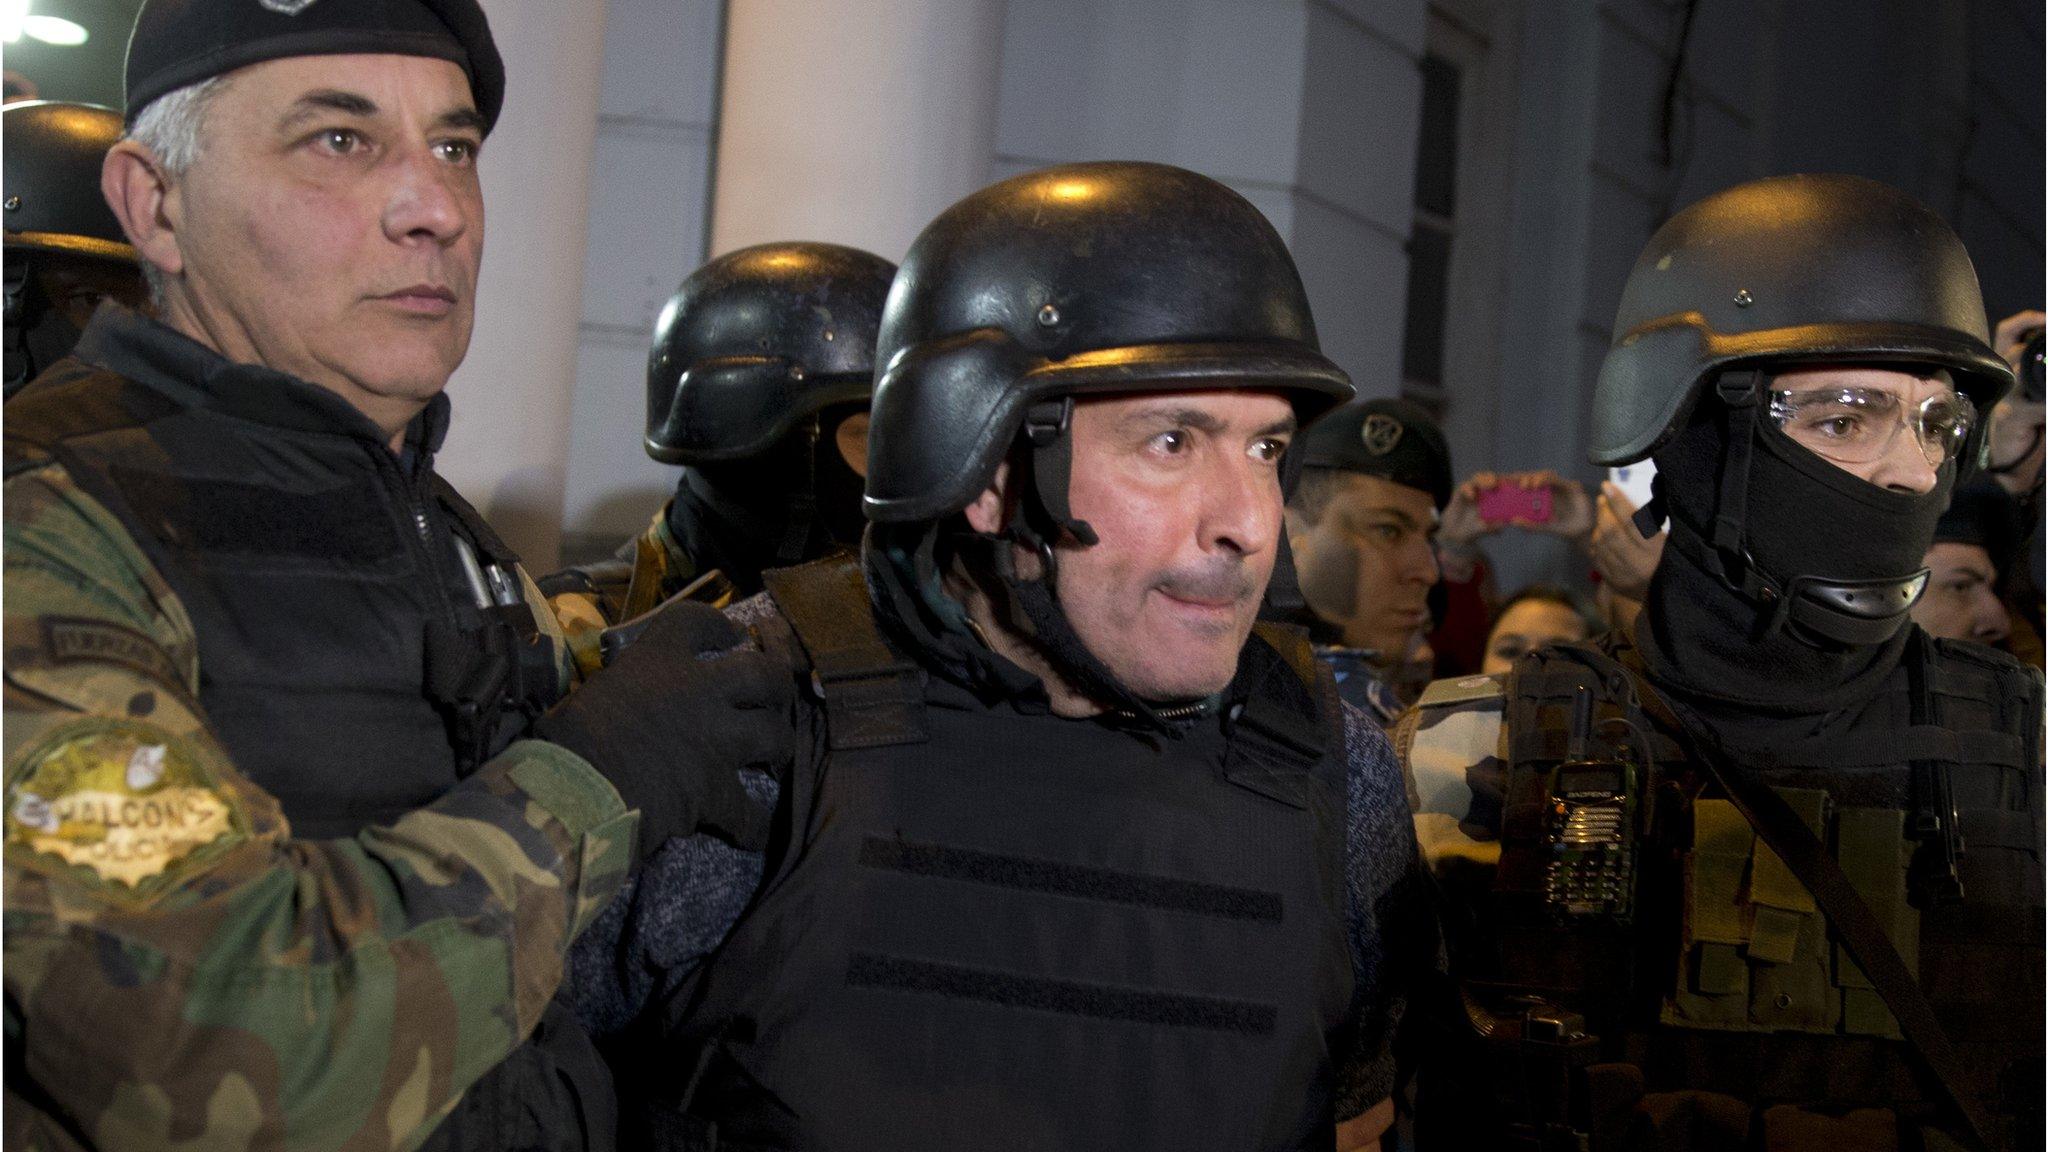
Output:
[
  {"xmin": 5, "ymin": 312, "xmax": 600, "ymax": 1152},
  {"xmin": 635, "ymin": 556, "xmax": 1355, "ymax": 1152},
  {"xmin": 1421, "ymin": 633, "xmax": 2044, "ymax": 1151},
  {"xmin": 5, "ymin": 315, "xmax": 562, "ymax": 839}
]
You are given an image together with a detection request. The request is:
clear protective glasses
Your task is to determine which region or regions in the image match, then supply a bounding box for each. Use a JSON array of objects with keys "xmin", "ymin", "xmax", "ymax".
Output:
[{"xmin": 1766, "ymin": 381, "xmax": 1976, "ymax": 468}]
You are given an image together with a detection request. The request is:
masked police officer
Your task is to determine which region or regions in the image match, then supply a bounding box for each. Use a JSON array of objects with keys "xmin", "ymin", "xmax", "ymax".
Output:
[
  {"xmin": 5, "ymin": 2, "xmax": 773, "ymax": 1148},
  {"xmin": 3, "ymin": 100, "xmax": 147, "ymax": 397},
  {"xmin": 1397, "ymin": 174, "xmax": 2042, "ymax": 1150},
  {"xmin": 551, "ymin": 161, "xmax": 1429, "ymax": 1151},
  {"xmin": 541, "ymin": 242, "xmax": 892, "ymax": 672}
]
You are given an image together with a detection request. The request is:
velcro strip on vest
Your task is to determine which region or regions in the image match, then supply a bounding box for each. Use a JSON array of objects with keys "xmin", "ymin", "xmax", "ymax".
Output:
[
  {"xmin": 859, "ymin": 835, "xmax": 1283, "ymax": 922},
  {"xmin": 763, "ymin": 558, "xmax": 927, "ymax": 750},
  {"xmin": 845, "ymin": 952, "xmax": 1278, "ymax": 1034},
  {"xmin": 108, "ymin": 465, "xmax": 401, "ymax": 565}
]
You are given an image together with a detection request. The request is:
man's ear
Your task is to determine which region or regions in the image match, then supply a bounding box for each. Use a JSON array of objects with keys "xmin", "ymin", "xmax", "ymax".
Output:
[
  {"xmin": 962, "ymin": 459, "xmax": 1013, "ymax": 534},
  {"xmin": 102, "ymin": 141, "xmax": 184, "ymax": 279}
]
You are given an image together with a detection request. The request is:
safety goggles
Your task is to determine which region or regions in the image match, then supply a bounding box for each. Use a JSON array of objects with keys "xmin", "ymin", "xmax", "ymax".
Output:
[{"xmin": 1767, "ymin": 382, "xmax": 1976, "ymax": 468}]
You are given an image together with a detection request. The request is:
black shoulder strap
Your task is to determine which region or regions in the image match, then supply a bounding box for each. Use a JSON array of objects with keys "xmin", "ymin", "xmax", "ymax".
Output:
[
  {"xmin": 1611, "ymin": 657, "xmax": 1997, "ymax": 1151},
  {"xmin": 1216, "ymin": 624, "xmax": 1342, "ymax": 811},
  {"xmin": 762, "ymin": 555, "xmax": 927, "ymax": 750},
  {"xmin": 1246, "ymin": 621, "xmax": 1341, "ymax": 760}
]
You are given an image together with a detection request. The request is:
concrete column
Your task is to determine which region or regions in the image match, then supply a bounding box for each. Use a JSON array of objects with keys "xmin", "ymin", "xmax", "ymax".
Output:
[
  {"xmin": 437, "ymin": 0, "xmax": 611, "ymax": 571},
  {"xmin": 708, "ymin": 0, "xmax": 1006, "ymax": 261},
  {"xmin": 558, "ymin": 0, "xmax": 724, "ymax": 563}
]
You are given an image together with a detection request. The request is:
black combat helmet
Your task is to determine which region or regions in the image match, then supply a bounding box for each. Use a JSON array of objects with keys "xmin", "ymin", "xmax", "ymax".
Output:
[
  {"xmin": 1599, "ymin": 174, "xmax": 2016, "ymax": 653},
  {"xmin": 4, "ymin": 101, "xmax": 141, "ymax": 395},
  {"xmin": 1592, "ymin": 172, "xmax": 2012, "ymax": 470},
  {"xmin": 865, "ymin": 160, "xmax": 1352, "ymax": 524},
  {"xmin": 863, "ymin": 161, "xmax": 1352, "ymax": 720},
  {"xmin": 645, "ymin": 242, "xmax": 897, "ymax": 465},
  {"xmin": 3, "ymin": 102, "xmax": 134, "ymax": 264}
]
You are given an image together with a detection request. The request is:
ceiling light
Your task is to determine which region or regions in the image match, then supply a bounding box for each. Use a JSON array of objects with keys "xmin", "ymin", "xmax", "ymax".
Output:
[
  {"xmin": 1, "ymin": 0, "xmax": 29, "ymax": 45},
  {"xmin": 23, "ymin": 13, "xmax": 87, "ymax": 45}
]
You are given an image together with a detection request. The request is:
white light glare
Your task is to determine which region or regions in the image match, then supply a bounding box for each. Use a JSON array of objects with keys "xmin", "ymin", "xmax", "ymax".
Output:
[
  {"xmin": 1, "ymin": 0, "xmax": 30, "ymax": 45},
  {"xmin": 24, "ymin": 13, "xmax": 87, "ymax": 45}
]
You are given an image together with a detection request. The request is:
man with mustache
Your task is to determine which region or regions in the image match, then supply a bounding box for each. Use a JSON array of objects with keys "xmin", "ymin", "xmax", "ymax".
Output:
[
  {"xmin": 1398, "ymin": 175, "xmax": 2042, "ymax": 1150},
  {"xmin": 4, "ymin": 1, "xmax": 768, "ymax": 1148},
  {"xmin": 553, "ymin": 161, "xmax": 1428, "ymax": 1151}
]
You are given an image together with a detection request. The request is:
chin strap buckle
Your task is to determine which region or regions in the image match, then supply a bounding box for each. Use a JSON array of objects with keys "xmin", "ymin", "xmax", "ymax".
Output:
[
  {"xmin": 1018, "ymin": 395, "xmax": 1098, "ymax": 548},
  {"xmin": 1715, "ymin": 367, "xmax": 1765, "ymax": 407},
  {"xmin": 1024, "ymin": 397, "xmax": 1071, "ymax": 446}
]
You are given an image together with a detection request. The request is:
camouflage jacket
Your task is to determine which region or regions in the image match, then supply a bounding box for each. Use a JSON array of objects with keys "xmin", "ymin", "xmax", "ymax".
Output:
[{"xmin": 4, "ymin": 431, "xmax": 638, "ymax": 1150}]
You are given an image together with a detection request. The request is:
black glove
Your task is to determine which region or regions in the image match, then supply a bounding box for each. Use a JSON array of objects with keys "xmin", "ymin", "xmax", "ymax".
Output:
[{"xmin": 533, "ymin": 596, "xmax": 792, "ymax": 856}]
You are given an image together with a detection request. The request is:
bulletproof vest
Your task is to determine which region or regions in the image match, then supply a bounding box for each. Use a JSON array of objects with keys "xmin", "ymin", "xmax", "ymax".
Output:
[
  {"xmin": 1426, "ymin": 634, "xmax": 2044, "ymax": 1150},
  {"xmin": 634, "ymin": 555, "xmax": 1355, "ymax": 1152},
  {"xmin": 4, "ymin": 348, "xmax": 562, "ymax": 841}
]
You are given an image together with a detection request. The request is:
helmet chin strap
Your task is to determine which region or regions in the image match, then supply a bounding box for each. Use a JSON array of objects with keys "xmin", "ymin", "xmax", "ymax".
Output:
[
  {"xmin": 1676, "ymin": 369, "xmax": 1931, "ymax": 650},
  {"xmin": 989, "ymin": 397, "xmax": 1176, "ymax": 731},
  {"xmin": 1020, "ymin": 397, "xmax": 1098, "ymax": 547}
]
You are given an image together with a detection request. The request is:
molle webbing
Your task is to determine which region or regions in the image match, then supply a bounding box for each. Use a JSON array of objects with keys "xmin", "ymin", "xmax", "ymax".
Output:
[
  {"xmin": 650, "ymin": 582, "xmax": 1354, "ymax": 1150},
  {"xmin": 844, "ymin": 952, "xmax": 1278, "ymax": 1035},
  {"xmin": 1490, "ymin": 651, "xmax": 1665, "ymax": 1016},
  {"xmin": 858, "ymin": 834, "xmax": 1285, "ymax": 922}
]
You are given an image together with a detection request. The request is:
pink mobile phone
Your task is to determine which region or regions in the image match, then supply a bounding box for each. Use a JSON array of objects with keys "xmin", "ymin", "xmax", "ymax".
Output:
[{"xmin": 1476, "ymin": 484, "xmax": 1554, "ymax": 527}]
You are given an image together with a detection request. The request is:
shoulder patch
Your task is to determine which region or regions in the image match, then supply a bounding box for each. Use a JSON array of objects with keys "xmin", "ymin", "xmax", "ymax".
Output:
[
  {"xmin": 6, "ymin": 719, "xmax": 248, "ymax": 899},
  {"xmin": 1416, "ymin": 673, "xmax": 1505, "ymax": 710},
  {"xmin": 40, "ymin": 617, "xmax": 185, "ymax": 691}
]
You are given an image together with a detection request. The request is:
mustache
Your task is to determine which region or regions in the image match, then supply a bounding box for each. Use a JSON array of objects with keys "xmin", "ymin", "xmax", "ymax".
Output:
[{"xmin": 1154, "ymin": 562, "xmax": 1259, "ymax": 605}]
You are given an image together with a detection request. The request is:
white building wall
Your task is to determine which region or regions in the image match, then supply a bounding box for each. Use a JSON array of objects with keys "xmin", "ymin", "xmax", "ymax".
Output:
[
  {"xmin": 708, "ymin": 0, "xmax": 1005, "ymax": 262},
  {"xmin": 556, "ymin": 0, "xmax": 726, "ymax": 564},
  {"xmin": 438, "ymin": 0, "xmax": 613, "ymax": 571}
]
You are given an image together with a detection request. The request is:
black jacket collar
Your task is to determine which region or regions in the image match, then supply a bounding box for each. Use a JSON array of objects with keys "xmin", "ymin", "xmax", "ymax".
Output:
[{"xmin": 69, "ymin": 301, "xmax": 452, "ymax": 454}]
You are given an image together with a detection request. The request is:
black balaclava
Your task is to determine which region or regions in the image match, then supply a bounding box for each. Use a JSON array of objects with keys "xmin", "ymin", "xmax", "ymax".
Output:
[
  {"xmin": 667, "ymin": 403, "xmax": 868, "ymax": 597},
  {"xmin": 1637, "ymin": 369, "xmax": 1953, "ymax": 717}
]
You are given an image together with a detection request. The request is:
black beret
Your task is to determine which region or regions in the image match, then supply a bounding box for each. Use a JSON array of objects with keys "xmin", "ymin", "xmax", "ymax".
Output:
[
  {"xmin": 124, "ymin": 0, "xmax": 505, "ymax": 134},
  {"xmin": 1299, "ymin": 397, "xmax": 1454, "ymax": 510},
  {"xmin": 1934, "ymin": 476, "xmax": 2022, "ymax": 574}
]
